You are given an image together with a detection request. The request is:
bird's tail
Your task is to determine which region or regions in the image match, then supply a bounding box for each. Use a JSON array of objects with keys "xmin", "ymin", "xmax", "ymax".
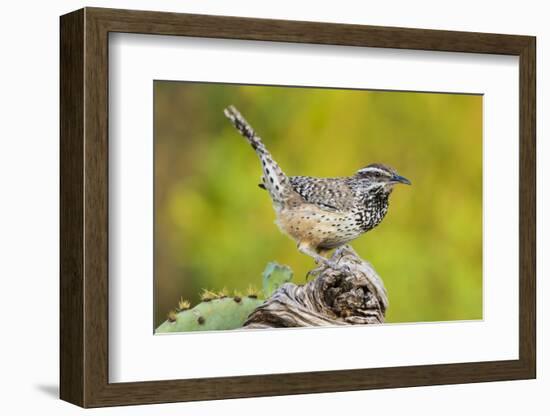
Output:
[{"xmin": 223, "ymin": 105, "xmax": 294, "ymax": 207}]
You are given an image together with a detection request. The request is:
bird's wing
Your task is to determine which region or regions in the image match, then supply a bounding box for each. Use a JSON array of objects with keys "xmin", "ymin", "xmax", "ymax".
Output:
[{"xmin": 288, "ymin": 176, "xmax": 355, "ymax": 212}]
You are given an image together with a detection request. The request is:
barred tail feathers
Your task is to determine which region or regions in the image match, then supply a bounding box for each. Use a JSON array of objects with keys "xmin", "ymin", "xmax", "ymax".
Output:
[{"xmin": 223, "ymin": 106, "xmax": 293, "ymax": 205}]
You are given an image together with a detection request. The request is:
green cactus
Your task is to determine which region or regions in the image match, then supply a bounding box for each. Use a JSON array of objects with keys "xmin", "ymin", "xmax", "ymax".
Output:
[
  {"xmin": 155, "ymin": 262, "xmax": 294, "ymax": 333},
  {"xmin": 156, "ymin": 295, "xmax": 264, "ymax": 333},
  {"xmin": 262, "ymin": 262, "xmax": 293, "ymax": 297}
]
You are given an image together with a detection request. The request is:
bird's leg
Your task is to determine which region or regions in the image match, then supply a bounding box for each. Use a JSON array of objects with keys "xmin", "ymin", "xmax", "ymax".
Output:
[
  {"xmin": 299, "ymin": 243, "xmax": 327, "ymax": 280},
  {"xmin": 298, "ymin": 242, "xmax": 350, "ymax": 278},
  {"xmin": 305, "ymin": 247, "xmax": 331, "ymax": 279},
  {"xmin": 333, "ymin": 244, "xmax": 352, "ymax": 260},
  {"xmin": 297, "ymin": 242, "xmax": 328, "ymax": 265}
]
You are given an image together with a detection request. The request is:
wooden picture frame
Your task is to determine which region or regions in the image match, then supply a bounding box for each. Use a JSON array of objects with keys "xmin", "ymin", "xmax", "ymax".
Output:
[{"xmin": 60, "ymin": 7, "xmax": 536, "ymax": 408}]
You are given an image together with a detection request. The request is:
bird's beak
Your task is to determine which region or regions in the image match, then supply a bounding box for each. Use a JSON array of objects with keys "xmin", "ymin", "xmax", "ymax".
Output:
[{"xmin": 391, "ymin": 174, "xmax": 411, "ymax": 185}]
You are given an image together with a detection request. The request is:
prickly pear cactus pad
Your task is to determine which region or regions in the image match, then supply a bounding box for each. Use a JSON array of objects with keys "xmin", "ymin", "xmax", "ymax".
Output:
[
  {"xmin": 155, "ymin": 262, "xmax": 294, "ymax": 333},
  {"xmin": 262, "ymin": 262, "xmax": 293, "ymax": 297},
  {"xmin": 156, "ymin": 295, "xmax": 264, "ymax": 333}
]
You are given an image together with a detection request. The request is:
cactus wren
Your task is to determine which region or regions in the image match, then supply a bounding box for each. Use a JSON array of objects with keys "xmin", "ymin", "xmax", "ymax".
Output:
[{"xmin": 224, "ymin": 105, "xmax": 411, "ymax": 271}]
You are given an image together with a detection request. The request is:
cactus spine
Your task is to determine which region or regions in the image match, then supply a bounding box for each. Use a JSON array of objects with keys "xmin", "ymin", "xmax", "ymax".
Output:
[{"xmin": 155, "ymin": 262, "xmax": 293, "ymax": 333}]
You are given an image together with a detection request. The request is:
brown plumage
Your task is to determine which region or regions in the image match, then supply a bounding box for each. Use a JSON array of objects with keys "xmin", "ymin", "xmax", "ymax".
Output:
[{"xmin": 223, "ymin": 105, "xmax": 411, "ymax": 271}]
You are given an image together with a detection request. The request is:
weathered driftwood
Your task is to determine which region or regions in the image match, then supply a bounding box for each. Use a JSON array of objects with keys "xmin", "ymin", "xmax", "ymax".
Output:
[{"xmin": 244, "ymin": 246, "xmax": 388, "ymax": 329}]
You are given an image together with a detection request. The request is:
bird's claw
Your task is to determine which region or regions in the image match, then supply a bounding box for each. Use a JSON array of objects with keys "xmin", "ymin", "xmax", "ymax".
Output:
[
  {"xmin": 305, "ymin": 265, "xmax": 324, "ymax": 280},
  {"xmin": 326, "ymin": 260, "xmax": 352, "ymax": 275},
  {"xmin": 306, "ymin": 256, "xmax": 353, "ymax": 280}
]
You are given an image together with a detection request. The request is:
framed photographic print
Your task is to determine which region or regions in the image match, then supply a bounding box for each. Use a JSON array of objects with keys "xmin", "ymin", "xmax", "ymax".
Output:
[{"xmin": 60, "ymin": 7, "xmax": 536, "ymax": 408}]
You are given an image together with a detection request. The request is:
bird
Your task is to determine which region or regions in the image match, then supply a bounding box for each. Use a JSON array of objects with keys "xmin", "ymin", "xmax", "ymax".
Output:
[{"xmin": 223, "ymin": 105, "xmax": 411, "ymax": 272}]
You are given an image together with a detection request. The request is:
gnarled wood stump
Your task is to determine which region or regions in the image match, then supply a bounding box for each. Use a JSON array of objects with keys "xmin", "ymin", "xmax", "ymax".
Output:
[{"xmin": 244, "ymin": 246, "xmax": 388, "ymax": 329}]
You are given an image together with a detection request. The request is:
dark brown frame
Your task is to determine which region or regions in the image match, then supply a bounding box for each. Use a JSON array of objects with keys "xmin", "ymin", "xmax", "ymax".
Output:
[{"xmin": 60, "ymin": 7, "xmax": 536, "ymax": 408}]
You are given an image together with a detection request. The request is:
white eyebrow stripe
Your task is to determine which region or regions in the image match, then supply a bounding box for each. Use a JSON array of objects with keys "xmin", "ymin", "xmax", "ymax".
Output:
[{"xmin": 357, "ymin": 167, "xmax": 391, "ymax": 176}]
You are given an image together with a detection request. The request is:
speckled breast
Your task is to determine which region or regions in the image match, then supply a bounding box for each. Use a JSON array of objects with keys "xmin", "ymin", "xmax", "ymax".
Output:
[{"xmin": 275, "ymin": 204, "xmax": 365, "ymax": 250}]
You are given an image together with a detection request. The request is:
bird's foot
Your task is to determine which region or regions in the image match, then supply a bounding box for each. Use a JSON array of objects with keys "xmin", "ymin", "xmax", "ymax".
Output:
[
  {"xmin": 305, "ymin": 269, "xmax": 318, "ymax": 281},
  {"xmin": 306, "ymin": 256, "xmax": 327, "ymax": 280},
  {"xmin": 332, "ymin": 245, "xmax": 355, "ymax": 261},
  {"xmin": 306, "ymin": 257, "xmax": 351, "ymax": 280},
  {"xmin": 327, "ymin": 260, "xmax": 352, "ymax": 275},
  {"xmin": 316, "ymin": 256, "xmax": 351, "ymax": 274}
]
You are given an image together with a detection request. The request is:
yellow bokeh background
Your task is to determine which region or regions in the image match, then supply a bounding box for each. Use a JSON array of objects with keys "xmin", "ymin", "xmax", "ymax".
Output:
[{"xmin": 154, "ymin": 81, "xmax": 482, "ymax": 328}]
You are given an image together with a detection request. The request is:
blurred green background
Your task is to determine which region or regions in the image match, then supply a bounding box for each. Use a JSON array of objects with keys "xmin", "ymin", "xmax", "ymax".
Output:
[{"xmin": 154, "ymin": 81, "xmax": 482, "ymax": 328}]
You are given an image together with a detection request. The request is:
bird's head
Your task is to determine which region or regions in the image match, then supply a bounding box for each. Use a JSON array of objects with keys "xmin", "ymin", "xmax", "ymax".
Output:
[{"xmin": 355, "ymin": 163, "xmax": 411, "ymax": 194}]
